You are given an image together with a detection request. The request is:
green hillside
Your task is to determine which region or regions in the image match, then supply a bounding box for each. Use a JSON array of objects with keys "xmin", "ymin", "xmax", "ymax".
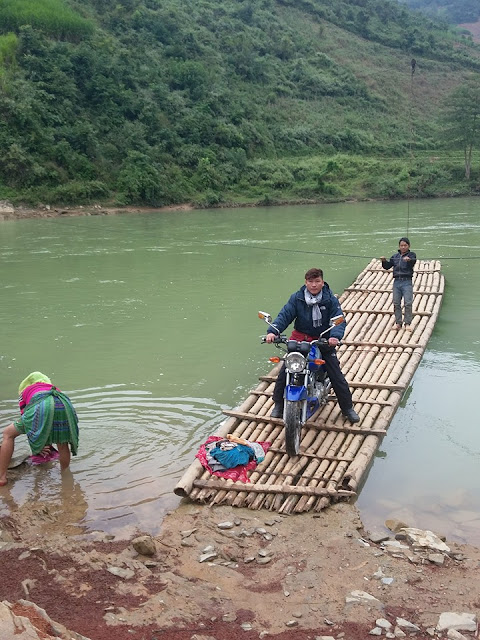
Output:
[
  {"xmin": 1, "ymin": 0, "xmax": 480, "ymax": 207},
  {"xmin": 398, "ymin": 0, "xmax": 480, "ymax": 25}
]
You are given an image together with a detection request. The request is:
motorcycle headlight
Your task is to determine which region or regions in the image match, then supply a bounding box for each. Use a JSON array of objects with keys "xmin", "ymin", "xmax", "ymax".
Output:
[{"xmin": 285, "ymin": 353, "xmax": 306, "ymax": 373}]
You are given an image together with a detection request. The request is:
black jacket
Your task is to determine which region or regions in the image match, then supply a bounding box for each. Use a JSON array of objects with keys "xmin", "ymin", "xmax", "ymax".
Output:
[{"xmin": 382, "ymin": 250, "xmax": 416, "ymax": 279}]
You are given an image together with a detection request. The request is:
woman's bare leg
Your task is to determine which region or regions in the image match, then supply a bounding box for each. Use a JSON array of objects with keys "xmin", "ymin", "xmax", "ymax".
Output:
[
  {"xmin": 0, "ymin": 424, "xmax": 21, "ymax": 485},
  {"xmin": 57, "ymin": 443, "xmax": 71, "ymax": 470}
]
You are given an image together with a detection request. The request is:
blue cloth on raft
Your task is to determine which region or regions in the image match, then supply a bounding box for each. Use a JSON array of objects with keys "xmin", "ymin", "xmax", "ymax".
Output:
[{"xmin": 207, "ymin": 440, "xmax": 265, "ymax": 470}]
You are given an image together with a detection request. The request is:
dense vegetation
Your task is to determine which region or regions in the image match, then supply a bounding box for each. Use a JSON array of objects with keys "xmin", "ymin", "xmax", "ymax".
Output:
[
  {"xmin": 1, "ymin": 0, "xmax": 480, "ymax": 208},
  {"xmin": 398, "ymin": 0, "xmax": 480, "ymax": 25}
]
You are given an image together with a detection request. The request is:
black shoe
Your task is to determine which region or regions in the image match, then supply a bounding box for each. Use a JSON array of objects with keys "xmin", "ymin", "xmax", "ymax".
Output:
[
  {"xmin": 342, "ymin": 407, "xmax": 360, "ymax": 423},
  {"xmin": 270, "ymin": 403, "xmax": 283, "ymax": 419}
]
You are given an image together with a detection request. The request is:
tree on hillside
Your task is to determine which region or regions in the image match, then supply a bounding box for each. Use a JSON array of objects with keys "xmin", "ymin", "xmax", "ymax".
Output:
[{"xmin": 442, "ymin": 79, "xmax": 480, "ymax": 179}]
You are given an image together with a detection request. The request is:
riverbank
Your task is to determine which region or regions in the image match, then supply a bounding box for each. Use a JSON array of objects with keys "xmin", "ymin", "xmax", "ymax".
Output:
[
  {"xmin": 1, "ymin": 149, "xmax": 476, "ymax": 221},
  {"xmin": 0, "ymin": 186, "xmax": 474, "ymax": 222},
  {"xmin": 1, "ymin": 497, "xmax": 479, "ymax": 640},
  {"xmin": 0, "ymin": 198, "xmax": 364, "ymax": 221},
  {"xmin": 0, "ymin": 201, "xmax": 197, "ymax": 221}
]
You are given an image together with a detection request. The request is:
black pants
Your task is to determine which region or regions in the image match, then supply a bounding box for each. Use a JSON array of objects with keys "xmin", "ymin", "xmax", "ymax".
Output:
[{"xmin": 272, "ymin": 349, "xmax": 353, "ymax": 413}]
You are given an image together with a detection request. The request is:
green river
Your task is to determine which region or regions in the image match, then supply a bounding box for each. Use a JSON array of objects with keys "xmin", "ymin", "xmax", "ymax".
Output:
[{"xmin": 1, "ymin": 197, "xmax": 479, "ymax": 543}]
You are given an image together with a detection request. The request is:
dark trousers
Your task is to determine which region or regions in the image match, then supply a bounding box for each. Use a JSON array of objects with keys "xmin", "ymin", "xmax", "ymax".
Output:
[{"xmin": 272, "ymin": 349, "xmax": 353, "ymax": 413}]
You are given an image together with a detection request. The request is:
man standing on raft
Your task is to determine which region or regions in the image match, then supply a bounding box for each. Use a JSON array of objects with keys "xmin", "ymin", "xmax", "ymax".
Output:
[{"xmin": 381, "ymin": 237, "xmax": 417, "ymax": 330}]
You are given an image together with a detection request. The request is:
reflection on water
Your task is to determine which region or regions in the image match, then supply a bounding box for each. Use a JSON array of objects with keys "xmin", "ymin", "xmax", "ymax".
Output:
[
  {"xmin": 1, "ymin": 197, "xmax": 479, "ymax": 543},
  {"xmin": 0, "ymin": 468, "xmax": 88, "ymax": 538},
  {"xmin": 0, "ymin": 386, "xmax": 224, "ymax": 538}
]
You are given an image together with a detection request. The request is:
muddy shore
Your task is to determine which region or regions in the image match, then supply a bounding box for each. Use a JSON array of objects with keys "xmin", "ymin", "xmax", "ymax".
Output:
[
  {"xmin": 0, "ymin": 202, "xmax": 196, "ymax": 221},
  {"xmin": 1, "ymin": 497, "xmax": 479, "ymax": 640},
  {"xmin": 0, "ymin": 197, "xmax": 370, "ymax": 221}
]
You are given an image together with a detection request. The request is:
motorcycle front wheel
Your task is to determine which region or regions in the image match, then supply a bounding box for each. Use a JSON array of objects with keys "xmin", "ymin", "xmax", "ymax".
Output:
[{"xmin": 284, "ymin": 400, "xmax": 302, "ymax": 456}]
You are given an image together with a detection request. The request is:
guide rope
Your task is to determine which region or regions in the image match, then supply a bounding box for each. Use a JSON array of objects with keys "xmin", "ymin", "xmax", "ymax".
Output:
[
  {"xmin": 40, "ymin": 216, "xmax": 480, "ymax": 261},
  {"xmin": 205, "ymin": 240, "xmax": 480, "ymax": 261},
  {"xmin": 406, "ymin": 57, "xmax": 417, "ymax": 238}
]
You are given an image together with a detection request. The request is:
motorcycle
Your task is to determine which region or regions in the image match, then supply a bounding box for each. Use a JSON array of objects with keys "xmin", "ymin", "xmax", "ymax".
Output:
[{"xmin": 258, "ymin": 311, "xmax": 345, "ymax": 456}]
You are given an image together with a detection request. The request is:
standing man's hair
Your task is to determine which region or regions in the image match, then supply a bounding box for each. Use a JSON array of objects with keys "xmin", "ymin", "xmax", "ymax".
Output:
[
  {"xmin": 305, "ymin": 268, "xmax": 324, "ymax": 280},
  {"xmin": 399, "ymin": 237, "xmax": 410, "ymax": 246}
]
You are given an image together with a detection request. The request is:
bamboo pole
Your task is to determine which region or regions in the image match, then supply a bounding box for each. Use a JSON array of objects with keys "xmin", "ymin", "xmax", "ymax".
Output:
[
  {"xmin": 193, "ymin": 478, "xmax": 355, "ymax": 497},
  {"xmin": 342, "ymin": 309, "xmax": 432, "ymax": 316},
  {"xmin": 344, "ymin": 287, "xmax": 442, "ymax": 295},
  {"xmin": 282, "ymin": 429, "xmax": 350, "ymax": 513}
]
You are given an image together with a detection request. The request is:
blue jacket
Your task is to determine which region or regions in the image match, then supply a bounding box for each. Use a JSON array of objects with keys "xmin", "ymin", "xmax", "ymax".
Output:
[
  {"xmin": 382, "ymin": 250, "xmax": 416, "ymax": 279},
  {"xmin": 267, "ymin": 283, "xmax": 346, "ymax": 340}
]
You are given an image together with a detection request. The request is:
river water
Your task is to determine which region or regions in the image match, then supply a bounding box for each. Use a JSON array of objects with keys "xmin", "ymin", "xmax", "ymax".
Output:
[{"xmin": 1, "ymin": 198, "xmax": 479, "ymax": 543}]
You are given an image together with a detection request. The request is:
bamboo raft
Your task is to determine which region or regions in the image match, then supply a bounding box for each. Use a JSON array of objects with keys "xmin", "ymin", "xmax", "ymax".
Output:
[{"xmin": 174, "ymin": 259, "xmax": 444, "ymax": 514}]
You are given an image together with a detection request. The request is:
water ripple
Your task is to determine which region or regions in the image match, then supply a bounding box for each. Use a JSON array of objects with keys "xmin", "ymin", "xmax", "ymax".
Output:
[{"xmin": 0, "ymin": 386, "xmax": 224, "ymax": 538}]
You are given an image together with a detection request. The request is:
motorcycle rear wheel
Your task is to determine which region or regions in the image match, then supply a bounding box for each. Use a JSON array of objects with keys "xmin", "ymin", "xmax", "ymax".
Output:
[{"xmin": 284, "ymin": 400, "xmax": 302, "ymax": 456}]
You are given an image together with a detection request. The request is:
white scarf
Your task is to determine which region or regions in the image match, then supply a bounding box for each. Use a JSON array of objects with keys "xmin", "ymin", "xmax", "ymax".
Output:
[{"xmin": 304, "ymin": 289, "xmax": 323, "ymax": 327}]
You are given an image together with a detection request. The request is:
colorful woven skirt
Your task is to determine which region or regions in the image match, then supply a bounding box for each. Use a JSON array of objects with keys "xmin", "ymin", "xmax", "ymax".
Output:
[{"xmin": 15, "ymin": 389, "xmax": 79, "ymax": 456}]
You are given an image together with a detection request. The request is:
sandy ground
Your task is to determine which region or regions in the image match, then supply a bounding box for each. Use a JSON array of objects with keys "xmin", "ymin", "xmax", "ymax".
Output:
[
  {"xmin": 1, "ymin": 493, "xmax": 479, "ymax": 640},
  {"xmin": 0, "ymin": 203, "xmax": 196, "ymax": 221}
]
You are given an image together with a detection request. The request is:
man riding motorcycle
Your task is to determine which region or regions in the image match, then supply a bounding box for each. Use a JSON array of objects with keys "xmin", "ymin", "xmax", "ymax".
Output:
[{"xmin": 266, "ymin": 267, "xmax": 360, "ymax": 424}]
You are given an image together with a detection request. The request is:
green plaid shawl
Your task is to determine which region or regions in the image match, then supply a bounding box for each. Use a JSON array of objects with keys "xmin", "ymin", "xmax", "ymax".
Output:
[{"xmin": 15, "ymin": 388, "xmax": 79, "ymax": 456}]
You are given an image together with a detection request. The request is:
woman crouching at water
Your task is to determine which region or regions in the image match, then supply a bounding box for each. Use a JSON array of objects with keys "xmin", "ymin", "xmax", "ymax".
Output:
[{"xmin": 0, "ymin": 372, "xmax": 79, "ymax": 486}]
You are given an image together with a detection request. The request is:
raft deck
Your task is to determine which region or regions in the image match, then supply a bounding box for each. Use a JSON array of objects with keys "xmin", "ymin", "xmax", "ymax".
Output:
[{"xmin": 175, "ymin": 259, "xmax": 444, "ymax": 514}]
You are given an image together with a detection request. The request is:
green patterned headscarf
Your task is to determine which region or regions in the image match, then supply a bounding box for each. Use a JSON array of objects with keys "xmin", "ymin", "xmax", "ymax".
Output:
[{"xmin": 18, "ymin": 371, "xmax": 52, "ymax": 395}]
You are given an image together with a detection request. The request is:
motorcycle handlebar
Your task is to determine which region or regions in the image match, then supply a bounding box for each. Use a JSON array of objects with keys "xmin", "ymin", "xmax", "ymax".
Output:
[
  {"xmin": 261, "ymin": 336, "xmax": 340, "ymax": 347},
  {"xmin": 261, "ymin": 335, "xmax": 287, "ymax": 344}
]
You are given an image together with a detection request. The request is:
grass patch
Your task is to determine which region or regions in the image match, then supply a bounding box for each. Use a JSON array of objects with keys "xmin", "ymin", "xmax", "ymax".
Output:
[{"xmin": 0, "ymin": 0, "xmax": 93, "ymax": 39}]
